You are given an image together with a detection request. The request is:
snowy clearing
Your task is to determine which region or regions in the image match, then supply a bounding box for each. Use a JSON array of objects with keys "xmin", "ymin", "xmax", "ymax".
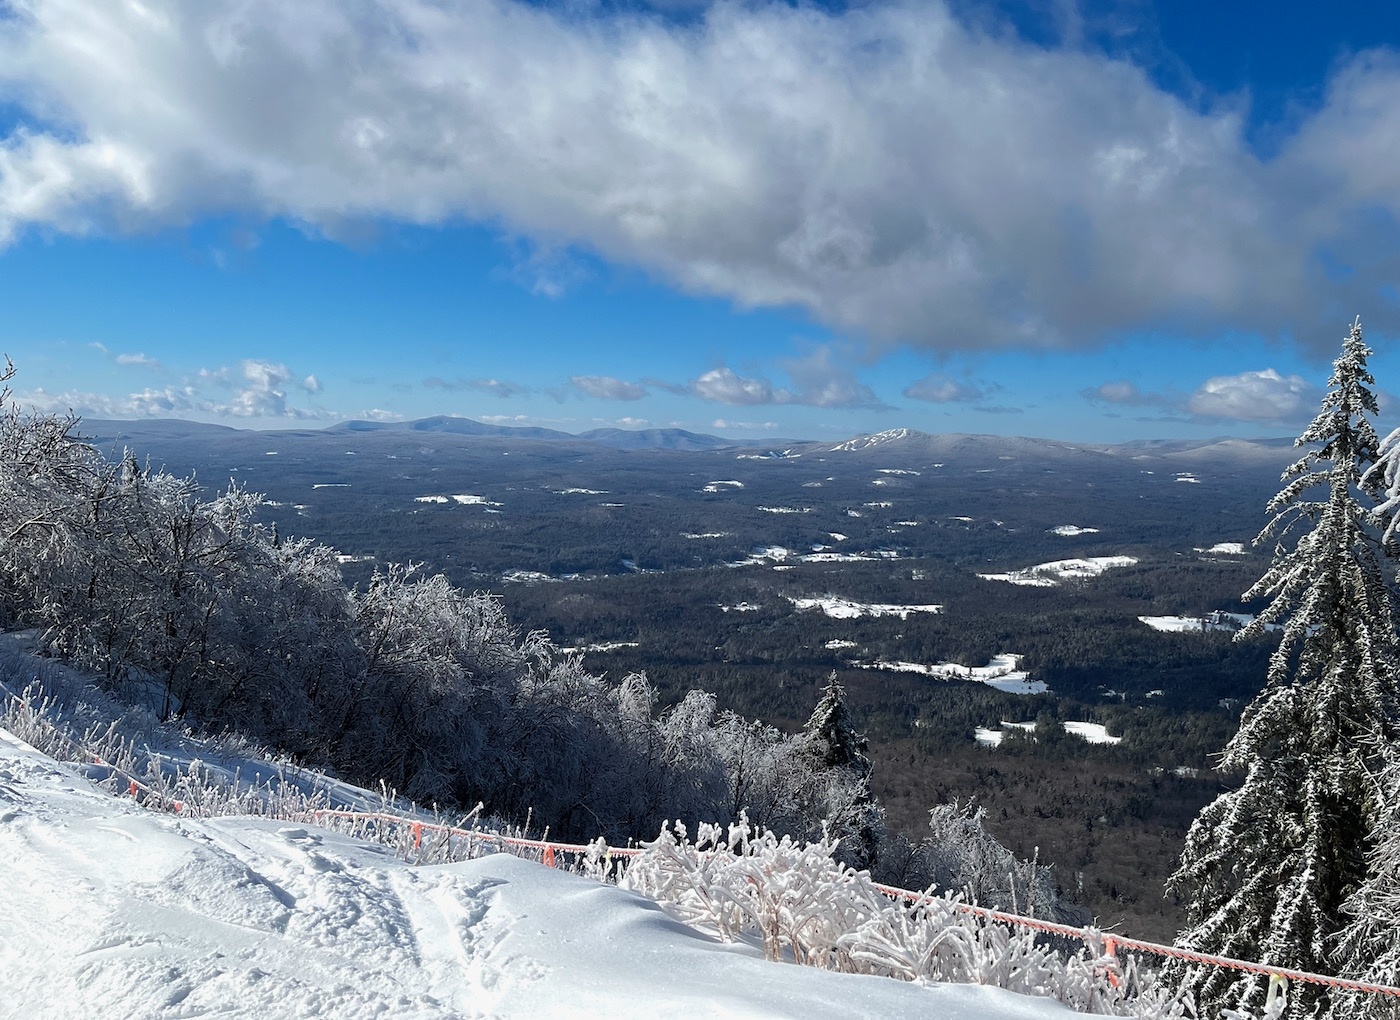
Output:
[
  {"xmin": 975, "ymin": 721, "xmax": 1038, "ymax": 747},
  {"xmin": 414, "ymin": 494, "xmax": 449, "ymax": 503},
  {"xmin": 877, "ymin": 468, "xmax": 921, "ymax": 475},
  {"xmin": 557, "ymin": 640, "xmax": 640, "ymax": 653},
  {"xmin": 976, "ymin": 721, "xmax": 1119, "ymax": 746},
  {"xmin": 311, "ymin": 482, "xmax": 350, "ymax": 488},
  {"xmin": 757, "ymin": 506, "xmax": 812, "ymax": 514},
  {"xmin": 855, "ymin": 653, "xmax": 1046, "ymax": 694},
  {"xmin": 1063, "ymin": 722, "xmax": 1123, "ymax": 745},
  {"xmin": 825, "ymin": 639, "xmax": 859, "ymax": 649},
  {"xmin": 1195, "ymin": 542, "xmax": 1246, "ymax": 555},
  {"xmin": 702, "ymin": 480, "xmax": 744, "ymax": 492},
  {"xmin": 1050, "ymin": 526, "xmax": 1100, "ymax": 537},
  {"xmin": 978, "ymin": 557, "xmax": 1138, "ymax": 587},
  {"xmin": 555, "ymin": 487, "xmax": 608, "ymax": 495},
  {"xmin": 681, "ymin": 531, "xmax": 732, "ymax": 539},
  {"xmin": 501, "ymin": 570, "xmax": 560, "ymax": 584},
  {"xmin": 1138, "ymin": 611, "xmax": 1264, "ymax": 634},
  {"xmin": 726, "ymin": 546, "xmax": 798, "ymax": 568},
  {"xmin": 787, "ymin": 597, "xmax": 944, "ymax": 620},
  {"xmin": 0, "ymin": 731, "xmax": 1071, "ymax": 1020},
  {"xmin": 719, "ymin": 603, "xmax": 762, "ymax": 613}
]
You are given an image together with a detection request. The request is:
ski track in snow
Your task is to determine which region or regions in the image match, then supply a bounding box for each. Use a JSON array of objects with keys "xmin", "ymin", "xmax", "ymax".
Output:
[{"xmin": 0, "ymin": 730, "xmax": 1070, "ymax": 1020}]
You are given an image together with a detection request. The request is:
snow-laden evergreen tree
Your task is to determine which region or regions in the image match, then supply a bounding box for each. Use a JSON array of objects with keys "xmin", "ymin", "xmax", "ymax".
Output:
[
  {"xmin": 796, "ymin": 672, "xmax": 884, "ymax": 869},
  {"xmin": 1169, "ymin": 318, "xmax": 1400, "ymax": 1019},
  {"xmin": 1334, "ymin": 393, "xmax": 1400, "ymax": 1009}
]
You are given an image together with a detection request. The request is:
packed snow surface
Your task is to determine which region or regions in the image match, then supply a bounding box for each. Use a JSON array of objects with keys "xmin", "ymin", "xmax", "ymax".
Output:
[
  {"xmin": 978, "ymin": 557, "xmax": 1137, "ymax": 587},
  {"xmin": 787, "ymin": 596, "xmax": 943, "ymax": 620},
  {"xmin": 0, "ymin": 731, "xmax": 1072, "ymax": 1020}
]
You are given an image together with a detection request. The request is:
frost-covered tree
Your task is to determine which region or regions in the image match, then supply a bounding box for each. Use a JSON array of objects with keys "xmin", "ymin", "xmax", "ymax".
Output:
[
  {"xmin": 797, "ymin": 673, "xmax": 884, "ymax": 869},
  {"xmin": 1170, "ymin": 318, "xmax": 1400, "ymax": 1019},
  {"xmin": 1335, "ymin": 389, "xmax": 1400, "ymax": 1008}
]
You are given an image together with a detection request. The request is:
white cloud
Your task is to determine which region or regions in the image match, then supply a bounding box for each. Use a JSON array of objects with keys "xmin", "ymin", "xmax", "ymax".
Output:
[
  {"xmin": 692, "ymin": 367, "xmax": 789, "ymax": 406},
  {"xmin": 689, "ymin": 346, "xmax": 884, "ymax": 409},
  {"xmin": 903, "ymin": 372, "xmax": 984, "ymax": 403},
  {"xmin": 226, "ymin": 359, "xmax": 310, "ymax": 417},
  {"xmin": 19, "ymin": 357, "xmax": 332, "ymax": 420},
  {"xmin": 301, "ymin": 374, "xmax": 322, "ymax": 393},
  {"xmin": 1086, "ymin": 380, "xmax": 1144, "ymax": 405},
  {"xmin": 781, "ymin": 345, "xmax": 888, "ymax": 409},
  {"xmin": 1187, "ymin": 369, "xmax": 1318, "ymax": 422},
  {"xmin": 571, "ymin": 375, "xmax": 646, "ymax": 400},
  {"xmin": 712, "ymin": 418, "xmax": 780, "ymax": 430},
  {"xmin": 114, "ymin": 352, "xmax": 161, "ymax": 368},
  {"xmin": 356, "ymin": 407, "xmax": 402, "ymax": 421},
  {"xmin": 1, "ymin": 2, "xmax": 1397, "ymax": 350},
  {"xmin": 424, "ymin": 376, "xmax": 529, "ymax": 397}
]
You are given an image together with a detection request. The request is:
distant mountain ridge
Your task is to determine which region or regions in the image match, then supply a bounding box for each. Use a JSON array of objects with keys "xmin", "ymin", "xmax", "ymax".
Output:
[
  {"xmin": 84, "ymin": 416, "xmax": 789, "ymax": 452},
  {"xmin": 79, "ymin": 417, "xmax": 1295, "ymax": 467}
]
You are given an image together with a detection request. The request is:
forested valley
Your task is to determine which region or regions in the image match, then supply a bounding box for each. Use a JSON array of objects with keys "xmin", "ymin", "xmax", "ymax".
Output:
[{"xmin": 49, "ymin": 401, "xmax": 1305, "ymax": 940}]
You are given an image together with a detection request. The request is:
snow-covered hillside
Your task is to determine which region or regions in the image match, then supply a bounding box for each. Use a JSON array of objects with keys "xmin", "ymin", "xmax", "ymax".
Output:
[{"xmin": 0, "ymin": 728, "xmax": 1072, "ymax": 1020}]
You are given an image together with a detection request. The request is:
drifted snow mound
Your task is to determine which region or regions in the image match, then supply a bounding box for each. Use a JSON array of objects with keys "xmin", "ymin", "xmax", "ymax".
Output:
[{"xmin": 0, "ymin": 731, "xmax": 1068, "ymax": 1020}]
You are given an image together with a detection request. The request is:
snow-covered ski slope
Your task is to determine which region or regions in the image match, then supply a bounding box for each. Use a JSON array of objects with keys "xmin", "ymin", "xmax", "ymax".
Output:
[{"xmin": 0, "ymin": 729, "xmax": 1069, "ymax": 1020}]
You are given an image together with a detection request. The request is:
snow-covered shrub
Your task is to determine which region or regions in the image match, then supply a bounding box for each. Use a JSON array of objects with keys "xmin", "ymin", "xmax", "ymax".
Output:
[
  {"xmin": 873, "ymin": 799, "xmax": 1083, "ymax": 927},
  {"xmin": 623, "ymin": 816, "xmax": 1195, "ymax": 1018}
]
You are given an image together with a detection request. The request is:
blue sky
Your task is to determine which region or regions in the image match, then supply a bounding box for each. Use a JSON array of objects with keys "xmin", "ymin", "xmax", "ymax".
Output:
[{"xmin": 0, "ymin": 0, "xmax": 1397, "ymax": 441}]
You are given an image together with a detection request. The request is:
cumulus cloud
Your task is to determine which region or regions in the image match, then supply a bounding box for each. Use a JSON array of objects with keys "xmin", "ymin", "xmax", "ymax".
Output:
[
  {"xmin": 781, "ymin": 345, "xmax": 889, "ymax": 409},
  {"xmin": 18, "ymin": 358, "xmax": 326, "ymax": 420},
  {"xmin": 1082, "ymin": 368, "xmax": 1320, "ymax": 423},
  {"xmin": 0, "ymin": 1, "xmax": 1397, "ymax": 350},
  {"xmin": 692, "ymin": 367, "xmax": 789, "ymax": 406},
  {"xmin": 903, "ymin": 372, "xmax": 985, "ymax": 403},
  {"xmin": 688, "ymin": 346, "xmax": 885, "ymax": 409},
  {"xmin": 1187, "ymin": 369, "xmax": 1318, "ymax": 422},
  {"xmin": 571, "ymin": 375, "xmax": 647, "ymax": 400},
  {"xmin": 424, "ymin": 376, "xmax": 529, "ymax": 398},
  {"xmin": 15, "ymin": 385, "xmax": 198, "ymax": 419},
  {"xmin": 225, "ymin": 360, "xmax": 320, "ymax": 417}
]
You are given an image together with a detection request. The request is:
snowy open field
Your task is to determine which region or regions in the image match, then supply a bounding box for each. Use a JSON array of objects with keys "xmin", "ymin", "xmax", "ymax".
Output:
[
  {"xmin": 787, "ymin": 596, "xmax": 944, "ymax": 620},
  {"xmin": 0, "ymin": 729, "xmax": 1076, "ymax": 1020},
  {"xmin": 978, "ymin": 557, "xmax": 1138, "ymax": 587},
  {"xmin": 854, "ymin": 653, "xmax": 1048, "ymax": 694}
]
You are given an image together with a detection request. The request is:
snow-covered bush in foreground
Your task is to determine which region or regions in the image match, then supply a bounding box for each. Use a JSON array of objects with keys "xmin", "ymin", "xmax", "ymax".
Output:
[{"xmin": 622, "ymin": 817, "xmax": 1196, "ymax": 1017}]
